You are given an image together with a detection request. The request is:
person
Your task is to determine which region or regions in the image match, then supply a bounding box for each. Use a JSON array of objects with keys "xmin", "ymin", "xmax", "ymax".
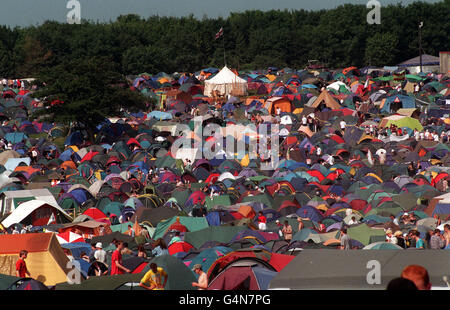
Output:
[
  {"xmin": 386, "ymin": 277, "xmax": 417, "ymax": 290},
  {"xmin": 389, "ymin": 214, "xmax": 399, "ymax": 226},
  {"xmin": 169, "ymin": 231, "xmax": 182, "ymax": 245},
  {"xmin": 281, "ymin": 220, "xmax": 293, "ymax": 242},
  {"xmin": 88, "ymin": 243, "xmax": 97, "ymax": 262},
  {"xmin": 394, "ymin": 231, "xmax": 405, "ymax": 248},
  {"xmin": 340, "ymin": 228, "xmax": 350, "ymax": 250},
  {"xmin": 444, "ymin": 224, "xmax": 450, "ymax": 248},
  {"xmin": 94, "ymin": 242, "xmax": 107, "ymax": 264},
  {"xmin": 339, "ymin": 120, "xmax": 346, "ymax": 131},
  {"xmin": 110, "ymin": 241, "xmax": 131, "ymax": 275},
  {"xmin": 413, "ymin": 231, "xmax": 425, "ymax": 249},
  {"xmin": 139, "ymin": 263, "xmax": 168, "ymax": 290},
  {"xmin": 401, "ymin": 265, "xmax": 431, "ymax": 290},
  {"xmin": 16, "ymin": 250, "xmax": 31, "ymax": 278},
  {"xmin": 429, "ymin": 229, "xmax": 445, "ymax": 249},
  {"xmin": 125, "ymin": 225, "xmax": 135, "ymax": 237},
  {"xmin": 191, "ymin": 264, "xmax": 208, "ymax": 290},
  {"xmin": 385, "ymin": 229, "xmax": 397, "ymax": 245},
  {"xmin": 137, "ymin": 245, "xmax": 147, "ymax": 258},
  {"xmin": 257, "ymin": 211, "xmax": 267, "ymax": 231},
  {"xmin": 348, "ymin": 216, "xmax": 359, "ymax": 226},
  {"xmin": 152, "ymin": 238, "xmax": 169, "ymax": 257},
  {"xmin": 89, "ymin": 260, "xmax": 109, "ymax": 277},
  {"xmin": 297, "ymin": 217, "xmax": 304, "ymax": 231}
]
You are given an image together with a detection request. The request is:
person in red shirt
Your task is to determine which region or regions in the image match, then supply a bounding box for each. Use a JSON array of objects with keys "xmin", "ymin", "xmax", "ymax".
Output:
[
  {"xmin": 16, "ymin": 250, "xmax": 31, "ymax": 278},
  {"xmin": 257, "ymin": 211, "xmax": 267, "ymax": 230},
  {"xmin": 110, "ymin": 241, "xmax": 131, "ymax": 275}
]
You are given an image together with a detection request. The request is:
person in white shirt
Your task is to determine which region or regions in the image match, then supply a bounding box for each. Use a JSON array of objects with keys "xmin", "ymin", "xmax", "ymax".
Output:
[
  {"xmin": 93, "ymin": 243, "xmax": 107, "ymax": 264},
  {"xmin": 348, "ymin": 216, "xmax": 359, "ymax": 225},
  {"xmin": 340, "ymin": 120, "xmax": 346, "ymax": 130},
  {"xmin": 419, "ymin": 132, "xmax": 424, "ymax": 140},
  {"xmin": 385, "ymin": 229, "xmax": 398, "ymax": 244},
  {"xmin": 316, "ymin": 147, "xmax": 322, "ymax": 156}
]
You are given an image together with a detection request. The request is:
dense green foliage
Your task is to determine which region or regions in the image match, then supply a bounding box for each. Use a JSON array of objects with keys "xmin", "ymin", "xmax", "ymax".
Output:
[
  {"xmin": 0, "ymin": 1, "xmax": 448, "ymax": 77},
  {"xmin": 31, "ymin": 56, "xmax": 147, "ymax": 139}
]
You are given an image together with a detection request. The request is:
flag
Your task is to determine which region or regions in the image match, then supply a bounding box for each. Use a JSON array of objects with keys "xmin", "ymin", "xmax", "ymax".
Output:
[
  {"xmin": 215, "ymin": 27, "xmax": 223, "ymax": 40},
  {"xmin": 47, "ymin": 213, "xmax": 56, "ymax": 225}
]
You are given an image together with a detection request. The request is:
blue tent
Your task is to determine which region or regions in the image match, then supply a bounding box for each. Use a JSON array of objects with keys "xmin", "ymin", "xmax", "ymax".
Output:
[
  {"xmin": 381, "ymin": 94, "xmax": 416, "ymax": 113},
  {"xmin": 65, "ymin": 131, "xmax": 83, "ymax": 146},
  {"xmin": 296, "ymin": 206, "xmax": 324, "ymax": 222},
  {"xmin": 4, "ymin": 132, "xmax": 27, "ymax": 144},
  {"xmin": 4, "ymin": 157, "xmax": 30, "ymax": 171},
  {"xmin": 148, "ymin": 111, "xmax": 173, "ymax": 120}
]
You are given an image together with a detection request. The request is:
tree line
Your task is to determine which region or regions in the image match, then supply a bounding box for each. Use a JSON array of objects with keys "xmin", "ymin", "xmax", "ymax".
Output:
[{"xmin": 0, "ymin": 0, "xmax": 448, "ymax": 78}]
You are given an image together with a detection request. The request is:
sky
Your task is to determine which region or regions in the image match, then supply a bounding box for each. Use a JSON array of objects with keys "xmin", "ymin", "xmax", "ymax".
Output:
[{"xmin": 0, "ymin": 0, "xmax": 442, "ymax": 27}]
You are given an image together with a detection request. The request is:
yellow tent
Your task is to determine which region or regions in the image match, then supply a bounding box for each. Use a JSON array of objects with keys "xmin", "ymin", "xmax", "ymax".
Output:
[
  {"xmin": 68, "ymin": 145, "xmax": 79, "ymax": 152},
  {"xmin": 266, "ymin": 74, "xmax": 277, "ymax": 81},
  {"xmin": 0, "ymin": 233, "xmax": 71, "ymax": 286}
]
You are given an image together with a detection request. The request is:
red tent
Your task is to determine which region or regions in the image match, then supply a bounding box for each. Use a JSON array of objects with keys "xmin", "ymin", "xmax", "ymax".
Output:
[
  {"xmin": 56, "ymin": 231, "xmax": 85, "ymax": 244},
  {"xmin": 80, "ymin": 150, "xmax": 99, "ymax": 163},
  {"xmin": 82, "ymin": 208, "xmax": 107, "ymax": 220},
  {"xmin": 168, "ymin": 241, "xmax": 194, "ymax": 255}
]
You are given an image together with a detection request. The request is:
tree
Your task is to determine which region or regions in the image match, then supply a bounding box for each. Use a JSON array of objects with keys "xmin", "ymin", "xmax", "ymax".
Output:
[
  {"xmin": 365, "ymin": 32, "xmax": 399, "ymax": 67},
  {"xmin": 31, "ymin": 56, "xmax": 147, "ymax": 142}
]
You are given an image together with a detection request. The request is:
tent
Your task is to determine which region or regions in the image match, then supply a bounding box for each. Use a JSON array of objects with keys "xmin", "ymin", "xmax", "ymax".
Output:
[
  {"xmin": 0, "ymin": 233, "xmax": 71, "ymax": 286},
  {"xmin": 310, "ymin": 90, "xmax": 341, "ymax": 110},
  {"xmin": 379, "ymin": 115, "xmax": 423, "ymax": 131},
  {"xmin": 207, "ymin": 261, "xmax": 277, "ymax": 290},
  {"xmin": 1, "ymin": 200, "xmax": 73, "ymax": 228},
  {"xmin": 0, "ymin": 188, "xmax": 59, "ymax": 217},
  {"xmin": 204, "ymin": 66, "xmax": 248, "ymax": 97},
  {"xmin": 141, "ymin": 254, "xmax": 197, "ymax": 290},
  {"xmin": 269, "ymin": 249, "xmax": 450, "ymax": 289}
]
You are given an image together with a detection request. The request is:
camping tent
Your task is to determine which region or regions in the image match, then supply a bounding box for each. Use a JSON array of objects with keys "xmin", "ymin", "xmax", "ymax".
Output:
[
  {"xmin": 310, "ymin": 90, "xmax": 342, "ymax": 110},
  {"xmin": 0, "ymin": 188, "xmax": 59, "ymax": 217},
  {"xmin": 1, "ymin": 200, "xmax": 72, "ymax": 228},
  {"xmin": 204, "ymin": 66, "xmax": 248, "ymax": 97},
  {"xmin": 0, "ymin": 233, "xmax": 71, "ymax": 286},
  {"xmin": 269, "ymin": 249, "xmax": 450, "ymax": 289}
]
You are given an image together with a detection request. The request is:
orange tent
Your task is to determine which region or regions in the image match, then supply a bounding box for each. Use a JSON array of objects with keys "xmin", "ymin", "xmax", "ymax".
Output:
[
  {"xmin": 237, "ymin": 205, "xmax": 256, "ymax": 219},
  {"xmin": 265, "ymin": 97, "xmax": 293, "ymax": 114},
  {"xmin": 61, "ymin": 160, "xmax": 77, "ymax": 170},
  {"xmin": 0, "ymin": 233, "xmax": 71, "ymax": 285}
]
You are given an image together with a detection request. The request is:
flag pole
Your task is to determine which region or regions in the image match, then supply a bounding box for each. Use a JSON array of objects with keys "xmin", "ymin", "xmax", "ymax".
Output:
[{"xmin": 222, "ymin": 29, "xmax": 226, "ymax": 67}]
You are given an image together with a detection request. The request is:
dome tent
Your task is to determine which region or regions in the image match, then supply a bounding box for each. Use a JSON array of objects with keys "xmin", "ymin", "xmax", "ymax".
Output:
[{"xmin": 204, "ymin": 66, "xmax": 248, "ymax": 97}]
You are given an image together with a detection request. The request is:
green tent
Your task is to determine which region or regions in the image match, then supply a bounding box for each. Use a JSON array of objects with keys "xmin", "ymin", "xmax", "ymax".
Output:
[
  {"xmin": 152, "ymin": 216, "xmax": 209, "ymax": 240},
  {"xmin": 205, "ymin": 195, "xmax": 232, "ymax": 210},
  {"xmin": 0, "ymin": 274, "xmax": 27, "ymax": 290},
  {"xmin": 142, "ymin": 254, "xmax": 196, "ymax": 290},
  {"xmin": 240, "ymin": 193, "xmax": 274, "ymax": 209},
  {"xmin": 110, "ymin": 222, "xmax": 133, "ymax": 233},
  {"xmin": 99, "ymin": 201, "xmax": 124, "ymax": 216},
  {"xmin": 392, "ymin": 193, "xmax": 419, "ymax": 211},
  {"xmin": 347, "ymin": 223, "xmax": 387, "ymax": 246},
  {"xmin": 55, "ymin": 273, "xmax": 146, "ymax": 290},
  {"xmin": 183, "ymin": 226, "xmax": 247, "ymax": 248}
]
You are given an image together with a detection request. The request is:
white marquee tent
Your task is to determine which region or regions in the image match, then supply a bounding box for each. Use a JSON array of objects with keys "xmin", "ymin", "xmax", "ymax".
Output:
[{"xmin": 204, "ymin": 66, "xmax": 248, "ymax": 97}]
